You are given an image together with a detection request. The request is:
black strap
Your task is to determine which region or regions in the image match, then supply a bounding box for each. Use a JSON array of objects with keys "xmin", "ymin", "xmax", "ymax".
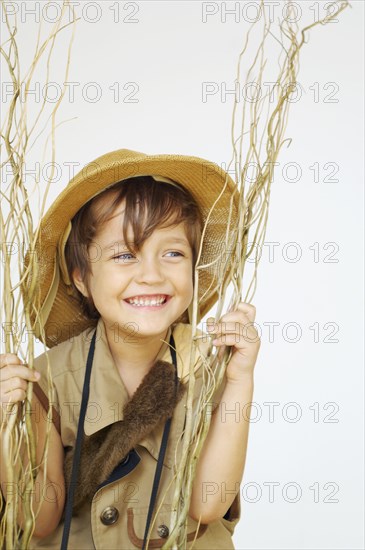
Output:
[
  {"xmin": 61, "ymin": 330, "xmax": 96, "ymax": 550},
  {"xmin": 142, "ymin": 334, "xmax": 178, "ymax": 550},
  {"xmin": 61, "ymin": 330, "xmax": 178, "ymax": 550}
]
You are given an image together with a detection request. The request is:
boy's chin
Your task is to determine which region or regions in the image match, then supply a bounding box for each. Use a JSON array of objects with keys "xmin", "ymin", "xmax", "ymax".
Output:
[{"xmin": 103, "ymin": 317, "xmax": 171, "ymax": 338}]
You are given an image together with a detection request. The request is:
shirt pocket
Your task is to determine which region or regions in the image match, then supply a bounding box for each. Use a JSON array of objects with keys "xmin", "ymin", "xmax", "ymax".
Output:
[{"xmin": 126, "ymin": 506, "xmax": 208, "ymax": 549}]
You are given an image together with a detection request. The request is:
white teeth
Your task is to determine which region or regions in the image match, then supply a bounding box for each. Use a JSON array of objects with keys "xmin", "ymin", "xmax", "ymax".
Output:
[{"xmin": 126, "ymin": 296, "xmax": 167, "ymax": 307}]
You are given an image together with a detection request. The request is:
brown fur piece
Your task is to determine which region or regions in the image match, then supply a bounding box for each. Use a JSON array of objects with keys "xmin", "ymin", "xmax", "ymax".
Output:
[{"xmin": 63, "ymin": 360, "xmax": 186, "ymax": 513}]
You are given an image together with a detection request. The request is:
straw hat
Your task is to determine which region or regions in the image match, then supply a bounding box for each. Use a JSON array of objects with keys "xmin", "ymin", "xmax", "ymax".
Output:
[{"xmin": 28, "ymin": 148, "xmax": 239, "ymax": 348}]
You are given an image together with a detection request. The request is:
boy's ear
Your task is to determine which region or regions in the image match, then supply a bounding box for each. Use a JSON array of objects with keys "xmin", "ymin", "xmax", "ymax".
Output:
[{"xmin": 72, "ymin": 268, "xmax": 89, "ymax": 298}]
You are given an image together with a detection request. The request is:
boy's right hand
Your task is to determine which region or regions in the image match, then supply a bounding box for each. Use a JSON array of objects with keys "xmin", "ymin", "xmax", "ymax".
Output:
[{"xmin": 0, "ymin": 353, "xmax": 41, "ymax": 406}]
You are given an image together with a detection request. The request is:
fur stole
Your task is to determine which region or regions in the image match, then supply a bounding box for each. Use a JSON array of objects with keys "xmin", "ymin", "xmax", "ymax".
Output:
[{"xmin": 62, "ymin": 359, "xmax": 186, "ymax": 514}]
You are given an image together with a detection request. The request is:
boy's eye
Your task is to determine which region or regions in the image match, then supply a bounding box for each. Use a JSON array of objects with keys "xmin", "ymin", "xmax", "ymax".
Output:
[
  {"xmin": 111, "ymin": 251, "xmax": 184, "ymax": 262},
  {"xmin": 113, "ymin": 253, "xmax": 136, "ymax": 262},
  {"xmin": 165, "ymin": 251, "xmax": 184, "ymax": 258}
]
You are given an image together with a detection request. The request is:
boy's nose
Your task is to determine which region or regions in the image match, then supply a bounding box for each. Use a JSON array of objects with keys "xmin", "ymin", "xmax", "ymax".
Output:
[{"xmin": 134, "ymin": 258, "xmax": 165, "ymax": 284}]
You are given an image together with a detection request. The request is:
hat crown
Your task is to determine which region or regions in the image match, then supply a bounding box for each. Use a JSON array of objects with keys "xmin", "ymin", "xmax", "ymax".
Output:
[
  {"xmin": 67, "ymin": 148, "xmax": 148, "ymax": 191},
  {"xmin": 82, "ymin": 148, "xmax": 147, "ymax": 170}
]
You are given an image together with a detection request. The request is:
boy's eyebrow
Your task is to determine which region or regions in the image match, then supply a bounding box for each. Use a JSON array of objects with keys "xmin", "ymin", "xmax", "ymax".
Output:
[
  {"xmin": 102, "ymin": 236, "xmax": 190, "ymax": 251},
  {"xmin": 163, "ymin": 237, "xmax": 190, "ymax": 245},
  {"xmin": 102, "ymin": 239, "xmax": 128, "ymax": 251}
]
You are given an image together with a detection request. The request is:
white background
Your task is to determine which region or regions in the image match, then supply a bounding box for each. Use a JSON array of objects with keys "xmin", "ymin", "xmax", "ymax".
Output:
[{"xmin": 1, "ymin": 1, "xmax": 364, "ymax": 549}]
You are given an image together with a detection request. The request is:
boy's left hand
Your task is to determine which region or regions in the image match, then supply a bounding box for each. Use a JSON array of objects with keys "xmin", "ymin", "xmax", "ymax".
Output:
[{"xmin": 206, "ymin": 302, "xmax": 260, "ymax": 383}]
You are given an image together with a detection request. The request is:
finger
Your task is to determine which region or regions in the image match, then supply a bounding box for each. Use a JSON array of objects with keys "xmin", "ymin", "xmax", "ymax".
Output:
[
  {"xmin": 207, "ymin": 305, "xmax": 256, "ymax": 331},
  {"xmin": 0, "ymin": 354, "xmax": 24, "ymax": 368},
  {"xmin": 207, "ymin": 317, "xmax": 246, "ymax": 333},
  {"xmin": 236, "ymin": 302, "xmax": 256, "ymax": 323},
  {"xmin": 2, "ymin": 388, "xmax": 27, "ymax": 404},
  {"xmin": 2, "ymin": 376, "xmax": 28, "ymax": 395},
  {"xmin": 212, "ymin": 332, "xmax": 260, "ymax": 347},
  {"xmin": 207, "ymin": 319, "xmax": 258, "ymax": 341},
  {"xmin": 0, "ymin": 365, "xmax": 40, "ymax": 383},
  {"xmin": 217, "ymin": 341, "xmax": 227, "ymax": 362},
  {"xmin": 221, "ymin": 303, "xmax": 256, "ymax": 325}
]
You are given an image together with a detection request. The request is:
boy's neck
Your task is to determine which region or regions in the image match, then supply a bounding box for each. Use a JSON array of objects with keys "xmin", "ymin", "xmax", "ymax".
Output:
[{"xmin": 103, "ymin": 323, "xmax": 170, "ymax": 396}]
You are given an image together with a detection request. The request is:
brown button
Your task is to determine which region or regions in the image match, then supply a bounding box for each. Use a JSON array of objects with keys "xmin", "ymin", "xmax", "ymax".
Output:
[
  {"xmin": 157, "ymin": 524, "xmax": 169, "ymax": 538},
  {"xmin": 100, "ymin": 506, "xmax": 119, "ymax": 525}
]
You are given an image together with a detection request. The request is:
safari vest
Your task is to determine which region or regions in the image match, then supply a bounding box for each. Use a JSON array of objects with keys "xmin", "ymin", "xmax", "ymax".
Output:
[{"xmin": 30, "ymin": 318, "xmax": 241, "ymax": 549}]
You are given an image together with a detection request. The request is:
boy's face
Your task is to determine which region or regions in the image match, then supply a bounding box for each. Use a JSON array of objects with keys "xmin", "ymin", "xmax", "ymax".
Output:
[{"xmin": 72, "ymin": 198, "xmax": 194, "ymax": 341}]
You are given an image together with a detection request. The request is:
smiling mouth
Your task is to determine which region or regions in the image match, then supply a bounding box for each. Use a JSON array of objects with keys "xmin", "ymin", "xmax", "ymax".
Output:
[{"xmin": 124, "ymin": 294, "xmax": 170, "ymax": 307}]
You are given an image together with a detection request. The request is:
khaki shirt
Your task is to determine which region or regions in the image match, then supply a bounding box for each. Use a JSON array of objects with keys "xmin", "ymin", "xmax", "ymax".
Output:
[{"xmin": 30, "ymin": 318, "xmax": 241, "ymax": 549}]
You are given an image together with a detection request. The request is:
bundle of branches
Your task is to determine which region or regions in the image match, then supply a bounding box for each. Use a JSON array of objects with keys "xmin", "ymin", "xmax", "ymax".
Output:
[
  {"xmin": 163, "ymin": 1, "xmax": 350, "ymax": 548},
  {"xmin": 0, "ymin": 2, "xmax": 77, "ymax": 547}
]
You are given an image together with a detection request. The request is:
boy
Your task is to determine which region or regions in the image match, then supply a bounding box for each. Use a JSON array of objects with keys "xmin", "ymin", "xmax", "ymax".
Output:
[{"xmin": 0, "ymin": 149, "xmax": 260, "ymax": 549}]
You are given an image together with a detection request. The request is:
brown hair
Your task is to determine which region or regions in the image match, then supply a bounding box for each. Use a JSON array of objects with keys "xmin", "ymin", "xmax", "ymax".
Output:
[{"xmin": 64, "ymin": 176, "xmax": 203, "ymax": 319}]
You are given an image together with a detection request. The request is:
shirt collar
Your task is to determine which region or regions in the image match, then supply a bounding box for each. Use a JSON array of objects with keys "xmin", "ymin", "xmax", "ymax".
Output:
[{"xmin": 84, "ymin": 317, "xmax": 172, "ymax": 436}]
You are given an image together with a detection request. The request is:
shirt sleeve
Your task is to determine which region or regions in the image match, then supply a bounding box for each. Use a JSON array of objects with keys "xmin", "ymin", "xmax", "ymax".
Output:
[{"xmin": 32, "ymin": 350, "xmax": 61, "ymax": 435}]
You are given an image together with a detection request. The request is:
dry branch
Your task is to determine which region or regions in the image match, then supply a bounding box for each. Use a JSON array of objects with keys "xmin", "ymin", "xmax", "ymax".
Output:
[
  {"xmin": 165, "ymin": 2, "xmax": 350, "ymax": 548},
  {"xmin": 0, "ymin": 2, "xmax": 78, "ymax": 547}
]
